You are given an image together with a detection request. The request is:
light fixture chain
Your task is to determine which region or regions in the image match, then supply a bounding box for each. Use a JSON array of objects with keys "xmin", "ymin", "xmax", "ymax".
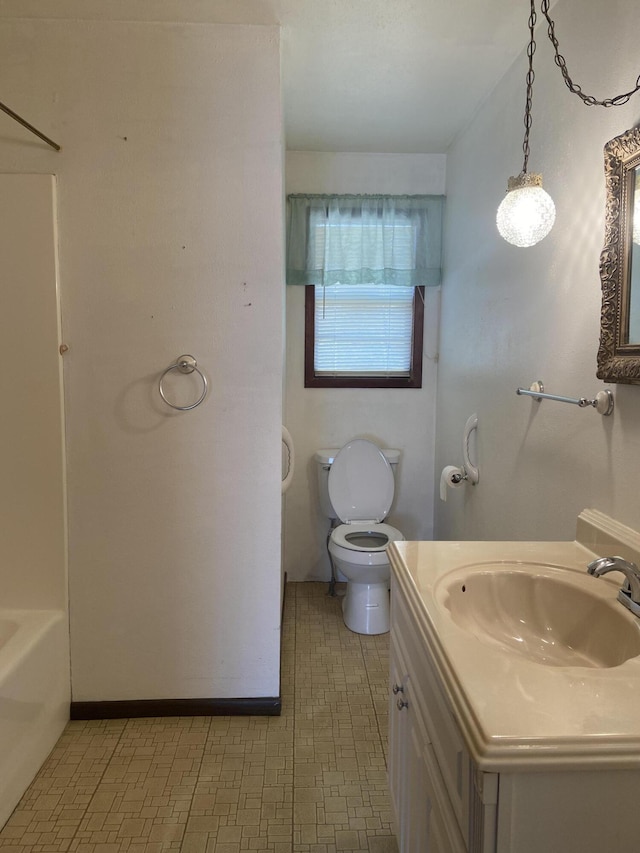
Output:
[
  {"xmin": 540, "ymin": 0, "xmax": 640, "ymax": 107},
  {"xmin": 522, "ymin": 0, "xmax": 537, "ymax": 174}
]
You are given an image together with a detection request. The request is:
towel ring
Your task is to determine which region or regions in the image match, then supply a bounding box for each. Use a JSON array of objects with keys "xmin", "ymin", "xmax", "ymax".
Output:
[{"xmin": 159, "ymin": 354, "xmax": 208, "ymax": 411}]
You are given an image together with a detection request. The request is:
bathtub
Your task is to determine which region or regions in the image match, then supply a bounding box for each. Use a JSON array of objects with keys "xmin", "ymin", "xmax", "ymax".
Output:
[{"xmin": 0, "ymin": 609, "xmax": 70, "ymax": 829}]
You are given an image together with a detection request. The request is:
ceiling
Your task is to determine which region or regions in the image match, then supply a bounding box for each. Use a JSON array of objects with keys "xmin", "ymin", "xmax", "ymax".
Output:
[
  {"xmin": 2, "ymin": 0, "xmax": 541, "ymax": 154},
  {"xmin": 272, "ymin": 0, "xmax": 532, "ymax": 154}
]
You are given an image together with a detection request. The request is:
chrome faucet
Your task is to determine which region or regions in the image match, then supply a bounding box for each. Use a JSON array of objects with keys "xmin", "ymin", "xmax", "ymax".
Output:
[{"xmin": 587, "ymin": 555, "xmax": 640, "ymax": 616}]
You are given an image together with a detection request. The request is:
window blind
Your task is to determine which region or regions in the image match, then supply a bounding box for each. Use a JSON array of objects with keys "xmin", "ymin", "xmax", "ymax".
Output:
[{"xmin": 314, "ymin": 283, "xmax": 416, "ymax": 376}]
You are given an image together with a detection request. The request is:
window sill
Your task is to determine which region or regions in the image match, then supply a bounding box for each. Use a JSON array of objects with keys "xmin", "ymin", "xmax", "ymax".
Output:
[{"xmin": 304, "ymin": 375, "xmax": 422, "ymax": 389}]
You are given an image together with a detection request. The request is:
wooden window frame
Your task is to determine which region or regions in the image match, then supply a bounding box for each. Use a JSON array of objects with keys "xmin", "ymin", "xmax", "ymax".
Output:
[{"xmin": 304, "ymin": 285, "xmax": 424, "ymax": 389}]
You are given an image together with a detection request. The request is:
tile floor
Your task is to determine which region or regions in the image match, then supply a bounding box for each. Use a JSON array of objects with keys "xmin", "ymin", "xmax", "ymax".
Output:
[{"xmin": 0, "ymin": 583, "xmax": 398, "ymax": 853}]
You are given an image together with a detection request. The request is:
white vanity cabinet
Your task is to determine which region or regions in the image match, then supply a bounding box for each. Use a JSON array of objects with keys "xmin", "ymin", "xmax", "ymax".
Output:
[
  {"xmin": 389, "ymin": 577, "xmax": 497, "ymax": 853},
  {"xmin": 388, "ymin": 529, "xmax": 640, "ymax": 853}
]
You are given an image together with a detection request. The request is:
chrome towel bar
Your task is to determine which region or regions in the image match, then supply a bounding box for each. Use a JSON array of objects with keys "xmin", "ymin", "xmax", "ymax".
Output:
[{"xmin": 516, "ymin": 381, "xmax": 614, "ymax": 416}]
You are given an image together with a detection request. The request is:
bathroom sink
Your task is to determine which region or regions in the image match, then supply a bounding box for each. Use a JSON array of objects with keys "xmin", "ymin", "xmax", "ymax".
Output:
[{"xmin": 435, "ymin": 563, "xmax": 640, "ymax": 668}]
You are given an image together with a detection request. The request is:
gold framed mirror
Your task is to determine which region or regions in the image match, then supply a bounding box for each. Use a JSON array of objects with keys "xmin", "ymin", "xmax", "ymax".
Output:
[{"xmin": 598, "ymin": 125, "xmax": 640, "ymax": 384}]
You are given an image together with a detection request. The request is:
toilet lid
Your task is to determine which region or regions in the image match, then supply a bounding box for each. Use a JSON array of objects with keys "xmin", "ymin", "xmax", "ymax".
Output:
[{"xmin": 328, "ymin": 439, "xmax": 394, "ymax": 523}]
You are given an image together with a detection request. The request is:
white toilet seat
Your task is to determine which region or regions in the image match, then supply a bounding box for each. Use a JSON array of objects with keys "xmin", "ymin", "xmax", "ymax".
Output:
[
  {"xmin": 323, "ymin": 438, "xmax": 405, "ymax": 635},
  {"xmin": 328, "ymin": 439, "xmax": 394, "ymax": 524},
  {"xmin": 331, "ymin": 522, "xmax": 403, "ymax": 553}
]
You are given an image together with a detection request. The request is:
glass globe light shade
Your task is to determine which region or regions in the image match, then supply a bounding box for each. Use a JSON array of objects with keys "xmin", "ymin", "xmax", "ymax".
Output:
[{"xmin": 496, "ymin": 173, "xmax": 556, "ymax": 248}]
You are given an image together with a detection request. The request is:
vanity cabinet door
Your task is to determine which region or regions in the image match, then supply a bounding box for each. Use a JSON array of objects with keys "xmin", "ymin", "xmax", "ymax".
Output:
[
  {"xmin": 404, "ymin": 697, "xmax": 431, "ymax": 852},
  {"xmin": 390, "ymin": 671, "xmax": 435, "ymax": 852},
  {"xmin": 390, "ymin": 635, "xmax": 431, "ymax": 852},
  {"xmin": 390, "ymin": 630, "xmax": 467, "ymax": 853},
  {"xmin": 388, "ymin": 641, "xmax": 408, "ymax": 838},
  {"xmin": 392, "ymin": 580, "xmax": 471, "ymax": 841},
  {"xmin": 422, "ymin": 741, "xmax": 467, "ymax": 853}
]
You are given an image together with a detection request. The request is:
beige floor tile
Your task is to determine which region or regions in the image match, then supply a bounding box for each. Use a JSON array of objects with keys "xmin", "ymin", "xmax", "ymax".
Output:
[{"xmin": 0, "ymin": 584, "xmax": 396, "ymax": 853}]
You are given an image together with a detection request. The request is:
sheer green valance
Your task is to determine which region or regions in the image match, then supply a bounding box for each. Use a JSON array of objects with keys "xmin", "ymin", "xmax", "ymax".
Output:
[{"xmin": 286, "ymin": 194, "xmax": 444, "ymax": 287}]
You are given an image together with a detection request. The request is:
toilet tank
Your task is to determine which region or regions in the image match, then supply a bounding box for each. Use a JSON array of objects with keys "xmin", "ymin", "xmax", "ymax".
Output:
[{"xmin": 315, "ymin": 447, "xmax": 401, "ymax": 520}]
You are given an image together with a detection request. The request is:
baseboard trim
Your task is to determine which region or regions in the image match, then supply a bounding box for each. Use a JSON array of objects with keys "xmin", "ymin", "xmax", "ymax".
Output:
[{"xmin": 70, "ymin": 696, "xmax": 281, "ymax": 720}]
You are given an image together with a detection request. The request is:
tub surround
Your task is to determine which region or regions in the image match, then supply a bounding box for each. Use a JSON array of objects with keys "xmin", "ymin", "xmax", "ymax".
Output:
[
  {"xmin": 0, "ymin": 175, "xmax": 70, "ymax": 830},
  {"xmin": 388, "ymin": 509, "xmax": 640, "ymax": 773},
  {"xmin": 0, "ymin": 610, "xmax": 69, "ymax": 829}
]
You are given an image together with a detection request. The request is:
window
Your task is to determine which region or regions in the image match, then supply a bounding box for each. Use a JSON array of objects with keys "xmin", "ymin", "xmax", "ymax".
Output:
[
  {"xmin": 305, "ymin": 284, "xmax": 424, "ymax": 388},
  {"xmin": 287, "ymin": 193, "xmax": 443, "ymax": 389}
]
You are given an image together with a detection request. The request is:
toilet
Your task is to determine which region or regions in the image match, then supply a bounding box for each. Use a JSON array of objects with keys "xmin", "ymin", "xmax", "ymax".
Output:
[{"xmin": 315, "ymin": 439, "xmax": 404, "ymax": 635}]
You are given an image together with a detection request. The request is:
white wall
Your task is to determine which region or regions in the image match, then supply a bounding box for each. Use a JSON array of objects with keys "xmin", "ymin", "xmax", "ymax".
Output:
[
  {"xmin": 436, "ymin": 0, "xmax": 640, "ymax": 542},
  {"xmin": 284, "ymin": 151, "xmax": 445, "ymax": 581},
  {"xmin": 0, "ymin": 12, "xmax": 283, "ymax": 701}
]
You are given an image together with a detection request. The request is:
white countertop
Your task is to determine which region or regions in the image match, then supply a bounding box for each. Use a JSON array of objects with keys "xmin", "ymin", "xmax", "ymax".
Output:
[{"xmin": 388, "ymin": 535, "xmax": 640, "ymax": 773}]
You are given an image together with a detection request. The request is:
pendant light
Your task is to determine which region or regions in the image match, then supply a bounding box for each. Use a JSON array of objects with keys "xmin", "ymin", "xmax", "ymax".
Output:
[
  {"xmin": 497, "ymin": 0, "xmax": 555, "ymax": 248},
  {"xmin": 497, "ymin": 0, "xmax": 640, "ymax": 248},
  {"xmin": 497, "ymin": 174, "xmax": 556, "ymax": 248}
]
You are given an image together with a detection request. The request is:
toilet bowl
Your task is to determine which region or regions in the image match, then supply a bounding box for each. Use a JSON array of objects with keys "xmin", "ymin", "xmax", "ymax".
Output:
[{"xmin": 324, "ymin": 439, "xmax": 404, "ymax": 635}]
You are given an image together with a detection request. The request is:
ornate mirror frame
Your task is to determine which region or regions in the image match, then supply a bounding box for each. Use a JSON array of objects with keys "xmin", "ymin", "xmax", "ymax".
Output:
[{"xmin": 597, "ymin": 125, "xmax": 640, "ymax": 384}]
